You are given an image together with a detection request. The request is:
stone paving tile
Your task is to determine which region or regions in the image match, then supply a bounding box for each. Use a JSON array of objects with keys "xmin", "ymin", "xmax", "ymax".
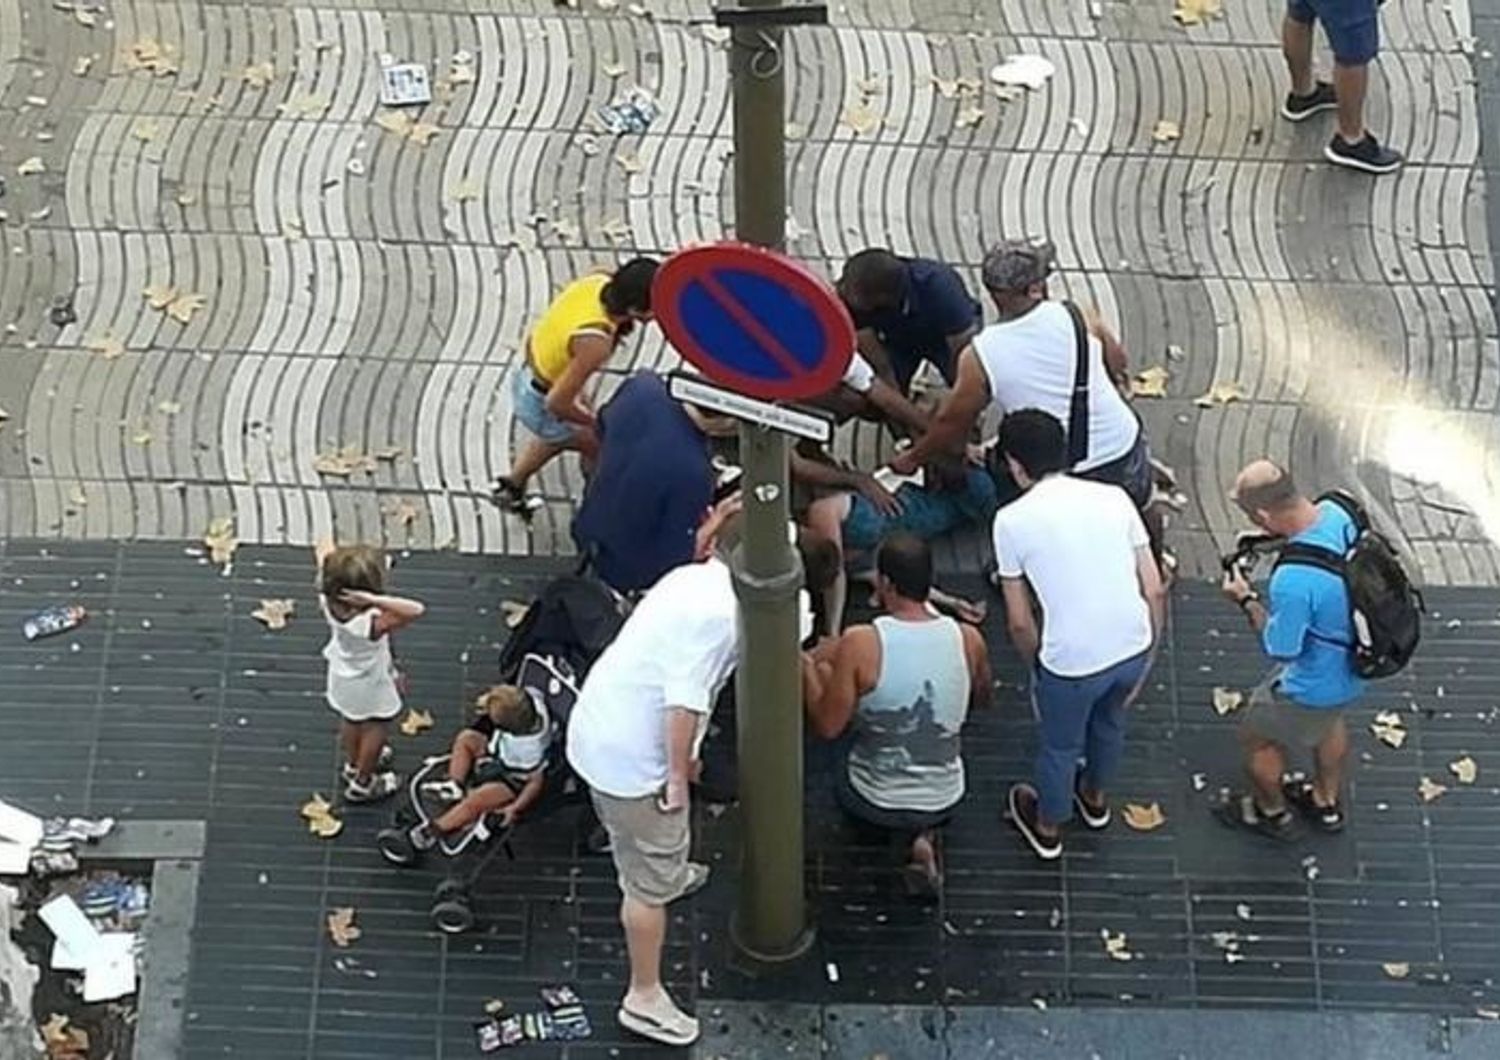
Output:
[
  {"xmin": 1, "ymin": 0, "xmax": 1498, "ymax": 585},
  {"xmin": 4, "ymin": 542, "xmax": 1500, "ymax": 1059}
]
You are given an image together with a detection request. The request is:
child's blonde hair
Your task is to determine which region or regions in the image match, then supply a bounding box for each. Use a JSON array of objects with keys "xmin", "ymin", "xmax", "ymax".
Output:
[
  {"xmin": 476, "ymin": 684, "xmax": 539, "ymax": 734},
  {"xmin": 321, "ymin": 545, "xmax": 386, "ymax": 604}
]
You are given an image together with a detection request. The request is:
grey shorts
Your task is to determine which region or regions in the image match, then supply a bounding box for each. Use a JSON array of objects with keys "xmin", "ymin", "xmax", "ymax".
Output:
[
  {"xmin": 1240, "ymin": 675, "xmax": 1346, "ymax": 750},
  {"xmin": 590, "ymin": 789, "xmax": 692, "ymax": 907}
]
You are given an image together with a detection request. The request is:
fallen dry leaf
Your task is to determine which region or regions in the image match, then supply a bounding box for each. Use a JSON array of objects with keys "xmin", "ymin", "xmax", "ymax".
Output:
[
  {"xmin": 1122, "ymin": 802, "xmax": 1167, "ymax": 831},
  {"xmin": 41, "ymin": 1013, "xmax": 89, "ymax": 1056},
  {"xmin": 124, "ymin": 37, "xmax": 179, "ymax": 77},
  {"xmin": 1152, "ymin": 119, "xmax": 1181, "ymax": 143},
  {"xmin": 1418, "ymin": 776, "xmax": 1448, "ymax": 803},
  {"xmin": 1212, "ymin": 686, "xmax": 1244, "ymax": 716},
  {"xmin": 314, "ymin": 446, "xmax": 377, "ymax": 477},
  {"xmin": 1194, "ymin": 381, "xmax": 1244, "ymax": 408},
  {"xmin": 1450, "ymin": 755, "xmax": 1478, "ymax": 784},
  {"xmin": 841, "ymin": 102, "xmax": 883, "ymax": 135},
  {"xmin": 388, "ymin": 499, "xmax": 421, "ymax": 527},
  {"xmin": 143, "ymin": 283, "xmax": 177, "ymax": 311},
  {"xmin": 203, "ymin": 516, "xmax": 238, "ymax": 567},
  {"xmin": 157, "ymin": 399, "xmax": 182, "ymax": 415},
  {"xmin": 278, "ymin": 91, "xmax": 330, "ymax": 118},
  {"xmin": 372, "ymin": 446, "xmax": 403, "ymax": 461},
  {"xmin": 300, "ymin": 792, "xmax": 333, "ymax": 820},
  {"xmin": 301, "ymin": 792, "xmax": 344, "ymax": 838},
  {"xmin": 68, "ymin": 486, "xmax": 88, "ymax": 508},
  {"xmin": 450, "ymin": 176, "xmax": 483, "ymax": 202},
  {"xmin": 398, "ymin": 708, "xmax": 434, "ymax": 736},
  {"xmin": 131, "ymin": 117, "xmax": 160, "ymax": 143},
  {"xmin": 615, "ymin": 150, "xmax": 643, "ymax": 174},
  {"xmin": 165, "ymin": 291, "xmax": 207, "ymax": 324},
  {"xmin": 73, "ymin": 7, "xmax": 96, "ymax": 27},
  {"xmin": 326, "ymin": 906, "xmax": 361, "ymax": 947},
  {"xmin": 251, "ymin": 598, "xmax": 295, "ymax": 630},
  {"xmin": 72, "ymin": 55, "xmax": 95, "ymax": 76},
  {"xmin": 501, "ymin": 599, "xmax": 529, "ymax": 629},
  {"xmin": 1173, "ymin": 0, "xmax": 1223, "ymax": 27},
  {"xmin": 86, "ymin": 333, "xmax": 125, "ymax": 360},
  {"xmin": 374, "ymin": 110, "xmax": 412, "ymax": 136},
  {"xmin": 1132, "ymin": 365, "xmax": 1170, "ymax": 398},
  {"xmin": 601, "ymin": 58, "xmax": 627, "ymax": 78},
  {"xmin": 407, "ymin": 122, "xmax": 441, "ymax": 146},
  {"xmin": 131, "ymin": 428, "xmax": 153, "ymax": 446},
  {"xmin": 17, "ymin": 156, "xmax": 45, "ymax": 176},
  {"xmin": 1371, "ymin": 710, "xmax": 1408, "ymax": 749},
  {"xmin": 241, "ymin": 61, "xmax": 275, "ymax": 88},
  {"xmin": 1101, "ymin": 929, "xmax": 1133, "ymax": 961},
  {"xmin": 1382, "ymin": 961, "xmax": 1410, "ymax": 979},
  {"xmin": 954, "ymin": 104, "xmax": 985, "ymax": 129},
  {"xmin": 601, "ymin": 217, "xmax": 633, "ymax": 244}
]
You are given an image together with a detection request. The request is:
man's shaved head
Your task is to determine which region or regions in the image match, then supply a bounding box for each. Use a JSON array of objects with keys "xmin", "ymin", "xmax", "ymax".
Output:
[{"xmin": 1231, "ymin": 459, "xmax": 1299, "ymax": 514}]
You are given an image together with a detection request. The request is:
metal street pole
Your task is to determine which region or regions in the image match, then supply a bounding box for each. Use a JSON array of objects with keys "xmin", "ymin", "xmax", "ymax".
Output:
[{"xmin": 723, "ymin": 0, "xmax": 814, "ymax": 966}]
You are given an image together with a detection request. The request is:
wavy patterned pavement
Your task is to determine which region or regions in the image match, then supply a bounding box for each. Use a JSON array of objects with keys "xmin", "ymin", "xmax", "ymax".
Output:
[{"xmin": 0, "ymin": 0, "xmax": 1496, "ymax": 583}]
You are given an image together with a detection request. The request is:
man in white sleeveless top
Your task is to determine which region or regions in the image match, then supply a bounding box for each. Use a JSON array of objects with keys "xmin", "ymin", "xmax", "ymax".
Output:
[
  {"xmin": 805, "ymin": 533, "xmax": 991, "ymax": 895},
  {"xmin": 890, "ymin": 240, "xmax": 1159, "ymax": 548}
]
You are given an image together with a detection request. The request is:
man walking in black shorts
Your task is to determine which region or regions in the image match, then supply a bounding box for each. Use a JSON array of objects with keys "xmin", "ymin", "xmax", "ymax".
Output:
[{"xmin": 1280, "ymin": 0, "xmax": 1402, "ymax": 174}]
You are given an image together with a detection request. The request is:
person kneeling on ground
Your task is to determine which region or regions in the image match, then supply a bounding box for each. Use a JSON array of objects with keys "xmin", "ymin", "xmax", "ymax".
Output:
[
  {"xmin": 408, "ymin": 684, "xmax": 553, "ymax": 850},
  {"xmin": 805, "ymin": 532, "xmax": 992, "ymax": 896},
  {"xmin": 803, "ymin": 454, "xmax": 997, "ymax": 633}
]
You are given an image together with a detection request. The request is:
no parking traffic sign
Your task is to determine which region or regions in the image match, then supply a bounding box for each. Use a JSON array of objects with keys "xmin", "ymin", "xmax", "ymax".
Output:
[{"xmin": 652, "ymin": 243, "xmax": 854, "ymax": 403}]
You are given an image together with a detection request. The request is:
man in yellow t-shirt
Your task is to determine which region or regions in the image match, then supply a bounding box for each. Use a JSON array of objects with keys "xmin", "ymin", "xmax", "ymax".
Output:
[{"xmin": 493, "ymin": 257, "xmax": 660, "ymax": 516}]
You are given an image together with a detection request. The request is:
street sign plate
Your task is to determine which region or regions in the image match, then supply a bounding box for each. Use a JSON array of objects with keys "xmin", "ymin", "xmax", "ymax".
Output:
[
  {"xmin": 668, "ymin": 374, "xmax": 832, "ymax": 444},
  {"xmin": 653, "ymin": 243, "xmax": 854, "ymax": 402}
]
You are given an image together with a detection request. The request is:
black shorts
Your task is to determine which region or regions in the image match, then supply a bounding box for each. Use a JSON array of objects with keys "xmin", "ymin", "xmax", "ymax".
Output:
[{"xmin": 472, "ymin": 758, "xmax": 526, "ymax": 794}]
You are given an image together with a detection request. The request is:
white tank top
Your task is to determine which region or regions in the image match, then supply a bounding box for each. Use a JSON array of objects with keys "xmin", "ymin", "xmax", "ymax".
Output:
[{"xmin": 972, "ymin": 300, "xmax": 1139, "ymax": 471}]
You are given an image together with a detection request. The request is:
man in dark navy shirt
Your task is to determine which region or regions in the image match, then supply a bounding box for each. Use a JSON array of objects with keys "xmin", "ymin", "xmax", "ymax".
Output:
[
  {"xmin": 572, "ymin": 373, "xmax": 739, "ymax": 594},
  {"xmin": 838, "ymin": 249, "xmax": 983, "ymax": 393}
]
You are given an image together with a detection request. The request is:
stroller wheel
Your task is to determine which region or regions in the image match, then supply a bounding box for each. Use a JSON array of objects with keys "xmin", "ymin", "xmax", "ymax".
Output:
[
  {"xmin": 376, "ymin": 827, "xmax": 419, "ymax": 867},
  {"xmin": 431, "ymin": 898, "xmax": 475, "ymax": 935},
  {"xmin": 433, "ymin": 877, "xmax": 468, "ymax": 904}
]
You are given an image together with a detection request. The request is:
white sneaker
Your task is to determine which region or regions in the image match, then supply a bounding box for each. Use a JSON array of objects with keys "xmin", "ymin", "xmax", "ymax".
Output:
[
  {"xmin": 341, "ymin": 746, "xmax": 394, "ymax": 783},
  {"xmin": 345, "ymin": 771, "xmax": 400, "ymax": 803}
]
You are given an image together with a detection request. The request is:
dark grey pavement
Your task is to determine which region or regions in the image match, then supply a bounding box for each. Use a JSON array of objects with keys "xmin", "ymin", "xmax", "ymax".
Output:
[{"xmin": 4, "ymin": 539, "xmax": 1500, "ymax": 1058}]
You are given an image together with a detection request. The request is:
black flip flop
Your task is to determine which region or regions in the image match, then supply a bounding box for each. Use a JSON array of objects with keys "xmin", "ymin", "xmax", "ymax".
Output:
[
  {"xmin": 1281, "ymin": 777, "xmax": 1345, "ymax": 833},
  {"xmin": 1213, "ymin": 791, "xmax": 1298, "ymax": 842}
]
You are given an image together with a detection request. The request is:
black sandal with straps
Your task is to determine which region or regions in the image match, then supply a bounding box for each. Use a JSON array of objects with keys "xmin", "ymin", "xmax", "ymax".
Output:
[{"xmin": 1281, "ymin": 776, "xmax": 1346, "ymax": 833}]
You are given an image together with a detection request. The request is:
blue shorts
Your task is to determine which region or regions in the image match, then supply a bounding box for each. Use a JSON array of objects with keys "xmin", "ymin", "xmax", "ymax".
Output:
[
  {"xmin": 1287, "ymin": 0, "xmax": 1379, "ymax": 66},
  {"xmin": 511, "ymin": 367, "xmax": 575, "ymax": 445}
]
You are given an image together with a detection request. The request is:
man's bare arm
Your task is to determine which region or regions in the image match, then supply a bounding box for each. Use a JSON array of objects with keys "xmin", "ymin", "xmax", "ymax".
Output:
[
  {"xmin": 889, "ymin": 345, "xmax": 990, "ymax": 474},
  {"xmin": 1000, "ymin": 577, "xmax": 1040, "ymax": 668}
]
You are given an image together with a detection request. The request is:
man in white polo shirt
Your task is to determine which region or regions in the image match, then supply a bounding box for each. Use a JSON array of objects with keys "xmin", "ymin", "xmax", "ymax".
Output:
[
  {"xmin": 566, "ymin": 554, "xmax": 739, "ymax": 1047},
  {"xmin": 991, "ymin": 410, "xmax": 1166, "ymax": 861},
  {"xmin": 890, "ymin": 239, "xmax": 1160, "ymax": 552}
]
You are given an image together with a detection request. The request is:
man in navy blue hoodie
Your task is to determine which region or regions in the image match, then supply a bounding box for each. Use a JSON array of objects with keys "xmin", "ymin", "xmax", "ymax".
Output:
[{"xmin": 572, "ymin": 373, "xmax": 738, "ymax": 594}]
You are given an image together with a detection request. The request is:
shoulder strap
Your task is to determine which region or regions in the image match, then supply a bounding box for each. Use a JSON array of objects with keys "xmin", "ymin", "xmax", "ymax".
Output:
[
  {"xmin": 1276, "ymin": 541, "xmax": 1346, "ymax": 577},
  {"xmin": 1062, "ymin": 301, "xmax": 1090, "ymax": 468},
  {"xmin": 1316, "ymin": 489, "xmax": 1370, "ymax": 534}
]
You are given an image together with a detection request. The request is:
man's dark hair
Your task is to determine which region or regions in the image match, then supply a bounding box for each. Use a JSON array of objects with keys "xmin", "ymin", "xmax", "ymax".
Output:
[
  {"xmin": 875, "ymin": 532, "xmax": 932, "ymax": 602},
  {"xmin": 998, "ymin": 409, "xmax": 1069, "ymax": 479},
  {"xmin": 840, "ymin": 249, "xmax": 908, "ymax": 309},
  {"xmin": 602, "ymin": 257, "xmax": 660, "ymax": 315}
]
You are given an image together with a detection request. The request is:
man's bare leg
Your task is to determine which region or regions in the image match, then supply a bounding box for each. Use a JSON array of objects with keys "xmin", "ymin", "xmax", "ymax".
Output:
[
  {"xmin": 503, "ymin": 437, "xmax": 566, "ymax": 494},
  {"xmin": 619, "ymin": 895, "xmax": 696, "ymax": 1037},
  {"xmin": 1244, "ymin": 735, "xmax": 1289, "ymax": 815},
  {"xmin": 1282, "ymin": 14, "xmax": 1315, "ymax": 96},
  {"xmin": 1331, "ymin": 61, "xmax": 1369, "ymax": 144},
  {"xmin": 1311, "ymin": 717, "xmax": 1349, "ymax": 807}
]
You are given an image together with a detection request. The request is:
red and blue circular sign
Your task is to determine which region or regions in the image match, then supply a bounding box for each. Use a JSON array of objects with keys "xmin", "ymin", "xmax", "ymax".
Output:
[{"xmin": 652, "ymin": 243, "xmax": 854, "ymax": 402}]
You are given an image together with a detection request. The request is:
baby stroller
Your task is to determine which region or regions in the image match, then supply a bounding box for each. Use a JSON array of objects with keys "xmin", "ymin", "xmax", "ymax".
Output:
[{"xmin": 374, "ymin": 574, "xmax": 626, "ymax": 934}]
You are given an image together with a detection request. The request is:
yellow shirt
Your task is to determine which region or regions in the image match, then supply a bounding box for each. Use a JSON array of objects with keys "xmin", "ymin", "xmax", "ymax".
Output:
[{"xmin": 528, "ymin": 274, "xmax": 615, "ymax": 386}]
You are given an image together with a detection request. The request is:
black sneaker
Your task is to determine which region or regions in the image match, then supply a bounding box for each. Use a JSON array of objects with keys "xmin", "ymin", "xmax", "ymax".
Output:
[
  {"xmin": 1007, "ymin": 783, "xmax": 1062, "ymax": 861},
  {"xmin": 491, "ymin": 477, "xmax": 542, "ymax": 519},
  {"xmin": 1280, "ymin": 82, "xmax": 1337, "ymax": 122},
  {"xmin": 1325, "ymin": 133, "xmax": 1403, "ymax": 175}
]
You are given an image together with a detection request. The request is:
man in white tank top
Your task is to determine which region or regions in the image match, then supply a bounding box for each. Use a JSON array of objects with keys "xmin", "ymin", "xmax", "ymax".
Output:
[
  {"xmin": 890, "ymin": 241, "xmax": 1159, "ymax": 547},
  {"xmin": 804, "ymin": 533, "xmax": 992, "ymax": 896}
]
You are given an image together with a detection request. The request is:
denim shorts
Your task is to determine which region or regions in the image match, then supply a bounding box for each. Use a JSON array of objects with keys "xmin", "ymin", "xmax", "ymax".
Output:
[
  {"xmin": 510, "ymin": 367, "xmax": 574, "ymax": 445},
  {"xmin": 1286, "ymin": 0, "xmax": 1380, "ymax": 65}
]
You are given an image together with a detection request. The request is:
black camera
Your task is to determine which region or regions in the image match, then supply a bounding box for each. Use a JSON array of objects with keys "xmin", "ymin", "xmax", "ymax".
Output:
[{"xmin": 1220, "ymin": 530, "xmax": 1286, "ymax": 575}]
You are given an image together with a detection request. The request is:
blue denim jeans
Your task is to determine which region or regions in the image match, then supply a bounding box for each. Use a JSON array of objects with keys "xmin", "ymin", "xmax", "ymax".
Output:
[{"xmin": 1031, "ymin": 650, "xmax": 1151, "ymax": 825}]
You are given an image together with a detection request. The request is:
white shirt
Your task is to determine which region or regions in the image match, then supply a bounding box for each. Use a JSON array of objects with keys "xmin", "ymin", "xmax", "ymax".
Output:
[
  {"xmin": 321, "ymin": 602, "xmax": 401, "ymax": 720},
  {"xmin": 489, "ymin": 696, "xmax": 552, "ymax": 774},
  {"xmin": 972, "ymin": 300, "xmax": 1138, "ymax": 471},
  {"xmin": 566, "ymin": 558, "xmax": 740, "ymax": 798},
  {"xmin": 842, "ymin": 352, "xmax": 876, "ymax": 393},
  {"xmin": 992, "ymin": 475, "xmax": 1152, "ymax": 677}
]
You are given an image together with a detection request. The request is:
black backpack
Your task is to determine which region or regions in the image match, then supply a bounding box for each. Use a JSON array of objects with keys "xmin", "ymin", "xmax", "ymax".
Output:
[
  {"xmin": 497, "ymin": 574, "xmax": 627, "ymax": 684},
  {"xmin": 1274, "ymin": 490, "xmax": 1423, "ymax": 679}
]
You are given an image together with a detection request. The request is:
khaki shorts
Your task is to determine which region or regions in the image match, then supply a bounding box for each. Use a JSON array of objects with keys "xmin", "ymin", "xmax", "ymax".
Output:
[
  {"xmin": 1240, "ymin": 675, "xmax": 1345, "ymax": 750},
  {"xmin": 591, "ymin": 789, "xmax": 692, "ymax": 906}
]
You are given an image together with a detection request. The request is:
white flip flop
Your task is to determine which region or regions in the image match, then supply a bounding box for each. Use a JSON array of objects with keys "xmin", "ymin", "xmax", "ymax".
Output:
[{"xmin": 618, "ymin": 1003, "xmax": 699, "ymax": 1046}]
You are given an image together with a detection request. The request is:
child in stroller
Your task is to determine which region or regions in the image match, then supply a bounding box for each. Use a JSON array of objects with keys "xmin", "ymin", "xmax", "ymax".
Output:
[{"xmin": 375, "ymin": 652, "xmax": 582, "ymax": 933}]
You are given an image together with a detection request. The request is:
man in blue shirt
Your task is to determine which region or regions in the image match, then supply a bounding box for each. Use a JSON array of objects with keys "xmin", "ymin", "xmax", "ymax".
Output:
[
  {"xmin": 572, "ymin": 373, "xmax": 738, "ymax": 594},
  {"xmin": 1219, "ymin": 460, "xmax": 1365, "ymax": 839},
  {"xmin": 838, "ymin": 249, "xmax": 982, "ymax": 393}
]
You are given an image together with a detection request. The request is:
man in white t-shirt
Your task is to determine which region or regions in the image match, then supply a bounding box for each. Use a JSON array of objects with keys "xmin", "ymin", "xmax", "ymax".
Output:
[
  {"xmin": 890, "ymin": 240, "xmax": 1160, "ymax": 551},
  {"xmin": 991, "ymin": 410, "xmax": 1166, "ymax": 861},
  {"xmin": 566, "ymin": 554, "xmax": 739, "ymax": 1047}
]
